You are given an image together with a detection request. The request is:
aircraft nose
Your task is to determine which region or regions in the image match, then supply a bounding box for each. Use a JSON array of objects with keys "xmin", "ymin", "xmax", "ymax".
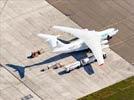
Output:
[
  {"xmin": 108, "ymin": 28, "xmax": 115, "ymax": 32},
  {"xmin": 112, "ymin": 29, "xmax": 119, "ymax": 35},
  {"xmin": 108, "ymin": 28, "xmax": 119, "ymax": 37}
]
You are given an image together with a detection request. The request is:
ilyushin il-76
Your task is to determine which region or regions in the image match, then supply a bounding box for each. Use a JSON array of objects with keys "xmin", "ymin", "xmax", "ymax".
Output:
[{"xmin": 38, "ymin": 26, "xmax": 118, "ymax": 66}]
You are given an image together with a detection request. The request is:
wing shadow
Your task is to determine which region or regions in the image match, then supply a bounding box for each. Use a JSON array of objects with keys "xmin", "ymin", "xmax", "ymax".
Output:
[
  {"xmin": 26, "ymin": 50, "xmax": 89, "ymax": 67},
  {"xmin": 6, "ymin": 49, "xmax": 94, "ymax": 78},
  {"xmin": 83, "ymin": 64, "xmax": 94, "ymax": 75}
]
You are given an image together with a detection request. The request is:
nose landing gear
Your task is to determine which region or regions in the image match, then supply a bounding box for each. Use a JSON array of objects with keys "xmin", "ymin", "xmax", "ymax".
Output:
[{"xmin": 103, "ymin": 54, "xmax": 107, "ymax": 59}]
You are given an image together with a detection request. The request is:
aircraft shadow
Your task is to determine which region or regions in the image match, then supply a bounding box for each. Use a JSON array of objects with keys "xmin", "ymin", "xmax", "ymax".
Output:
[
  {"xmin": 6, "ymin": 50, "xmax": 94, "ymax": 78},
  {"xmin": 6, "ymin": 64, "xmax": 25, "ymax": 78},
  {"xmin": 83, "ymin": 64, "xmax": 94, "ymax": 75},
  {"xmin": 58, "ymin": 64, "xmax": 94, "ymax": 75},
  {"xmin": 25, "ymin": 50, "xmax": 89, "ymax": 67}
]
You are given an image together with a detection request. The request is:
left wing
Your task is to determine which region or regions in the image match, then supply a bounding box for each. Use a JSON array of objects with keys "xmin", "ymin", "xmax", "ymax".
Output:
[{"xmin": 53, "ymin": 26, "xmax": 104, "ymax": 65}]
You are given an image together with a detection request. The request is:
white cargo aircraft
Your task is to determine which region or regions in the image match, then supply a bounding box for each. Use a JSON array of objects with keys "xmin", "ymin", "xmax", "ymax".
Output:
[{"xmin": 37, "ymin": 26, "xmax": 118, "ymax": 66}]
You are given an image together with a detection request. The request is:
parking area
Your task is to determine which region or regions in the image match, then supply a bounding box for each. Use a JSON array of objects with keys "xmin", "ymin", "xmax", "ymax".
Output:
[{"xmin": 0, "ymin": 0, "xmax": 134, "ymax": 100}]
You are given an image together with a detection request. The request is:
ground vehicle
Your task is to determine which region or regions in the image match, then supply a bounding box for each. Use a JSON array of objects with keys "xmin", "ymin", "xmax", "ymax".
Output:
[
  {"xmin": 80, "ymin": 56, "xmax": 96, "ymax": 66},
  {"xmin": 65, "ymin": 61, "xmax": 81, "ymax": 72},
  {"xmin": 64, "ymin": 56, "xmax": 97, "ymax": 73}
]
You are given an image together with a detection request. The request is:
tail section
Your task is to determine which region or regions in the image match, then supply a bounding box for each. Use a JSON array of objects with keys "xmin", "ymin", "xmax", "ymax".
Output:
[
  {"xmin": 37, "ymin": 34, "xmax": 65, "ymax": 48},
  {"xmin": 6, "ymin": 64, "xmax": 25, "ymax": 78}
]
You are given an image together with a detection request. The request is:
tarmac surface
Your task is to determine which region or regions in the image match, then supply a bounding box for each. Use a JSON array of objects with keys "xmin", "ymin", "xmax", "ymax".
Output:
[
  {"xmin": 47, "ymin": 0, "xmax": 134, "ymax": 64},
  {"xmin": 0, "ymin": 0, "xmax": 134, "ymax": 100}
]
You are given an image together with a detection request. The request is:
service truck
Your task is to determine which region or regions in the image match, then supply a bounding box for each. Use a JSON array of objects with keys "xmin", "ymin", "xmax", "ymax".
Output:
[{"xmin": 64, "ymin": 55, "xmax": 96, "ymax": 73}]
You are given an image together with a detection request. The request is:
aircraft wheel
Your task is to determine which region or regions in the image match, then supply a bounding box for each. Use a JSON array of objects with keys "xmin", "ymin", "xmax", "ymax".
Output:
[
  {"xmin": 94, "ymin": 59, "xmax": 97, "ymax": 62},
  {"xmin": 66, "ymin": 70, "xmax": 70, "ymax": 73},
  {"xmin": 103, "ymin": 54, "xmax": 107, "ymax": 59},
  {"xmin": 76, "ymin": 66, "xmax": 81, "ymax": 69}
]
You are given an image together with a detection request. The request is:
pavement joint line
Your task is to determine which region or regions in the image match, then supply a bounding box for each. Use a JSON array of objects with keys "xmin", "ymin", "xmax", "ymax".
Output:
[
  {"xmin": 0, "ymin": 5, "xmax": 48, "ymax": 23},
  {"xmin": 113, "ymin": 0, "xmax": 134, "ymax": 16},
  {"xmin": 0, "ymin": 0, "xmax": 9, "ymax": 16},
  {"xmin": 46, "ymin": 0, "xmax": 134, "ymax": 31},
  {"xmin": 0, "ymin": 63, "xmax": 43, "ymax": 100},
  {"xmin": 100, "ymin": 15, "xmax": 134, "ymax": 30},
  {"xmin": 112, "ymin": 67, "xmax": 134, "ymax": 76},
  {"xmin": 110, "ymin": 36, "xmax": 134, "ymax": 47}
]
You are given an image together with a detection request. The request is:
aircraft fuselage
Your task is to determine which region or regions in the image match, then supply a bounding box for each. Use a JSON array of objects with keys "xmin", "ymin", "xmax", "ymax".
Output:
[{"xmin": 53, "ymin": 28, "xmax": 118, "ymax": 53}]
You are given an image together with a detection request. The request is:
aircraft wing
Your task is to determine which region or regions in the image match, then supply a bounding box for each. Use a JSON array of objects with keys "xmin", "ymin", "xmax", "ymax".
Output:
[{"xmin": 53, "ymin": 26, "xmax": 104, "ymax": 65}]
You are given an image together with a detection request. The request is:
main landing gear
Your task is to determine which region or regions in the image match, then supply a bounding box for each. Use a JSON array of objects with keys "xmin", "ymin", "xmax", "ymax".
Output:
[
  {"xmin": 103, "ymin": 54, "xmax": 107, "ymax": 59},
  {"xmin": 107, "ymin": 35, "xmax": 112, "ymax": 40}
]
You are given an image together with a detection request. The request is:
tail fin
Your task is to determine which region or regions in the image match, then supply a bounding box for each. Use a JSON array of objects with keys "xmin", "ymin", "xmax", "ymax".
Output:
[
  {"xmin": 37, "ymin": 34, "xmax": 65, "ymax": 48},
  {"xmin": 6, "ymin": 64, "xmax": 25, "ymax": 78}
]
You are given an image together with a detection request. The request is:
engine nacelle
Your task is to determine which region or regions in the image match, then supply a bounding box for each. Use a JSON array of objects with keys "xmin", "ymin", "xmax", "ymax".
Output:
[
  {"xmin": 102, "ymin": 44, "xmax": 109, "ymax": 49},
  {"xmin": 107, "ymin": 35, "xmax": 112, "ymax": 40},
  {"xmin": 101, "ymin": 40, "xmax": 108, "ymax": 45}
]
